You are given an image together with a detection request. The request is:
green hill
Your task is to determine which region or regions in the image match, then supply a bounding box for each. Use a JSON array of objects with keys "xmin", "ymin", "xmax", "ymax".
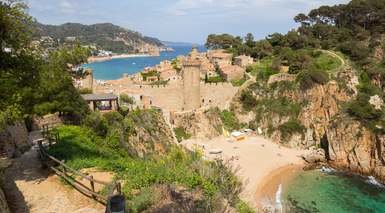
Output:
[{"xmin": 33, "ymin": 22, "xmax": 164, "ymax": 53}]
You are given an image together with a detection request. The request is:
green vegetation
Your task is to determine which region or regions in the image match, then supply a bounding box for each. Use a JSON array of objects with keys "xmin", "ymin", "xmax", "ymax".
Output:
[
  {"xmin": 141, "ymin": 70, "xmax": 159, "ymax": 81},
  {"xmin": 120, "ymin": 94, "xmax": 135, "ymax": 105},
  {"xmin": 236, "ymin": 200, "xmax": 256, "ymax": 213},
  {"xmin": 278, "ymin": 119, "xmax": 306, "ymax": 142},
  {"xmin": 246, "ymin": 58, "xmax": 278, "ymax": 80},
  {"xmin": 34, "ymin": 22, "xmax": 163, "ymax": 54},
  {"xmin": 219, "ymin": 110, "xmax": 241, "ymax": 131},
  {"xmin": 254, "ymin": 97, "xmax": 303, "ymax": 122},
  {"xmin": 150, "ymin": 80, "xmax": 169, "ymax": 86},
  {"xmin": 78, "ymin": 88, "xmax": 93, "ymax": 94},
  {"xmin": 206, "ymin": 76, "xmax": 226, "ymax": 83},
  {"xmin": 297, "ymin": 69, "xmax": 329, "ymax": 90},
  {"xmin": 0, "ymin": 1, "xmax": 89, "ymax": 129},
  {"xmin": 314, "ymin": 52, "xmax": 342, "ymax": 71},
  {"xmin": 49, "ymin": 124, "xmax": 246, "ymax": 212},
  {"xmin": 231, "ymin": 76, "xmax": 247, "ymax": 87},
  {"xmin": 173, "ymin": 127, "xmax": 191, "ymax": 142},
  {"xmin": 239, "ymin": 90, "xmax": 257, "ymax": 111}
]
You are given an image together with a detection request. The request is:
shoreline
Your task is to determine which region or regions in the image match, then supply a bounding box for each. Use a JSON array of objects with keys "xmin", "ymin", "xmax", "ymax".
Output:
[
  {"xmin": 87, "ymin": 53, "xmax": 152, "ymax": 63},
  {"xmin": 254, "ymin": 164, "xmax": 304, "ymax": 210},
  {"xmin": 181, "ymin": 136, "xmax": 309, "ymax": 209}
]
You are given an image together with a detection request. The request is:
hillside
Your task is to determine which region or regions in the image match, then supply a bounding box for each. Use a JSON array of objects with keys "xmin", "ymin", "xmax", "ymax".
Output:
[
  {"xmin": 33, "ymin": 22, "xmax": 164, "ymax": 53},
  {"xmin": 203, "ymin": 0, "xmax": 385, "ymax": 184}
]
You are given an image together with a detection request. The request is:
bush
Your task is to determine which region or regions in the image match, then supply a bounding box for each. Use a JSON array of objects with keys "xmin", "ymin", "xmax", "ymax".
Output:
[
  {"xmin": 78, "ymin": 88, "xmax": 93, "ymax": 94},
  {"xmin": 82, "ymin": 112, "xmax": 108, "ymax": 136},
  {"xmin": 174, "ymin": 127, "xmax": 191, "ymax": 142},
  {"xmin": 297, "ymin": 69, "xmax": 329, "ymax": 90},
  {"xmin": 240, "ymin": 90, "xmax": 257, "ymax": 111},
  {"xmin": 49, "ymin": 125, "xmax": 247, "ymax": 212},
  {"xmin": 236, "ymin": 200, "xmax": 256, "ymax": 213},
  {"xmin": 220, "ymin": 110, "xmax": 241, "ymax": 131},
  {"xmin": 120, "ymin": 94, "xmax": 134, "ymax": 105},
  {"xmin": 278, "ymin": 119, "xmax": 305, "ymax": 141}
]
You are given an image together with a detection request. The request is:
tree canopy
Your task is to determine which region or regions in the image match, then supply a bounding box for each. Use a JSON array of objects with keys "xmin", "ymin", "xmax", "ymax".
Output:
[{"xmin": 0, "ymin": 0, "xmax": 89, "ymax": 128}]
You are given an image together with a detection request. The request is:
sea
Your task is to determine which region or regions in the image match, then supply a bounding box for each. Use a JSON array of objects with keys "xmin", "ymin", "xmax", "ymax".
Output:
[
  {"xmin": 282, "ymin": 169, "xmax": 385, "ymax": 212},
  {"xmin": 82, "ymin": 45, "xmax": 206, "ymax": 80}
]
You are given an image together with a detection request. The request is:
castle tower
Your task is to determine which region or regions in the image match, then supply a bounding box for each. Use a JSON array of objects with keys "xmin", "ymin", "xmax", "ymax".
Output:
[{"xmin": 182, "ymin": 47, "xmax": 201, "ymax": 111}]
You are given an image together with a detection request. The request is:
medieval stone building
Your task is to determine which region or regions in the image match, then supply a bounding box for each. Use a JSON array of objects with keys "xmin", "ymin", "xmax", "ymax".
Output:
[{"xmin": 182, "ymin": 47, "xmax": 201, "ymax": 111}]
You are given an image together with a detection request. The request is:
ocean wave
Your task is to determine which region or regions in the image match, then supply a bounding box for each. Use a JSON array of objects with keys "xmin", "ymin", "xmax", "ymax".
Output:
[
  {"xmin": 320, "ymin": 166, "xmax": 336, "ymax": 173},
  {"xmin": 275, "ymin": 184, "xmax": 283, "ymax": 213},
  {"xmin": 366, "ymin": 176, "xmax": 385, "ymax": 188}
]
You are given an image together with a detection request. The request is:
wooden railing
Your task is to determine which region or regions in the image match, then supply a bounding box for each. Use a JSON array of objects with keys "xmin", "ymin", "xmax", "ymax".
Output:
[{"xmin": 37, "ymin": 129, "xmax": 122, "ymax": 205}]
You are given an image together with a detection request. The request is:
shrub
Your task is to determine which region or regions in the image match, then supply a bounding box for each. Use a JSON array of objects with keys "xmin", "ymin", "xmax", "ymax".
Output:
[
  {"xmin": 82, "ymin": 112, "xmax": 108, "ymax": 136},
  {"xmin": 236, "ymin": 200, "xmax": 256, "ymax": 213},
  {"xmin": 297, "ymin": 69, "xmax": 329, "ymax": 90},
  {"xmin": 50, "ymin": 125, "xmax": 247, "ymax": 212},
  {"xmin": 78, "ymin": 88, "xmax": 93, "ymax": 94},
  {"xmin": 278, "ymin": 119, "xmax": 305, "ymax": 141},
  {"xmin": 120, "ymin": 94, "xmax": 135, "ymax": 105},
  {"xmin": 240, "ymin": 90, "xmax": 257, "ymax": 111},
  {"xmin": 174, "ymin": 127, "xmax": 191, "ymax": 142},
  {"xmin": 220, "ymin": 110, "xmax": 241, "ymax": 131}
]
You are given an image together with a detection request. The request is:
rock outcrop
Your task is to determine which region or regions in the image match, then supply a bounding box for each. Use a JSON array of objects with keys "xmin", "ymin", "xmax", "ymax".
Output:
[
  {"xmin": 231, "ymin": 64, "xmax": 385, "ymax": 182},
  {"xmin": 122, "ymin": 110, "xmax": 174, "ymax": 158},
  {"xmin": 0, "ymin": 121, "xmax": 31, "ymax": 158},
  {"xmin": 171, "ymin": 108, "xmax": 223, "ymax": 139},
  {"xmin": 0, "ymin": 160, "xmax": 11, "ymax": 213},
  {"xmin": 327, "ymin": 115, "xmax": 385, "ymax": 182}
]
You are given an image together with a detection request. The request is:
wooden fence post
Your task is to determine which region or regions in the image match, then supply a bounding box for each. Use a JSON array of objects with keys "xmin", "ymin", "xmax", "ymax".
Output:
[
  {"xmin": 117, "ymin": 182, "xmax": 121, "ymax": 194},
  {"xmin": 90, "ymin": 175, "xmax": 96, "ymax": 199},
  {"xmin": 61, "ymin": 160, "xmax": 66, "ymax": 176}
]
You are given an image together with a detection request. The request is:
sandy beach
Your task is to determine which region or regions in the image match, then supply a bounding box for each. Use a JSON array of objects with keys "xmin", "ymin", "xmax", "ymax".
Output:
[
  {"xmin": 181, "ymin": 135, "xmax": 309, "ymax": 209},
  {"xmin": 87, "ymin": 54, "xmax": 151, "ymax": 63}
]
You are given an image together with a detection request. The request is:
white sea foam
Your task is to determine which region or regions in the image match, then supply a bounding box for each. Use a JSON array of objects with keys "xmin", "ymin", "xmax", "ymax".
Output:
[
  {"xmin": 275, "ymin": 184, "xmax": 283, "ymax": 213},
  {"xmin": 320, "ymin": 166, "xmax": 335, "ymax": 173},
  {"xmin": 366, "ymin": 176, "xmax": 385, "ymax": 188}
]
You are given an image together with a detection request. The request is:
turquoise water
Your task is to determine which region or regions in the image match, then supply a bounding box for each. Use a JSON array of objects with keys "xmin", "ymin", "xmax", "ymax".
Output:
[
  {"xmin": 283, "ymin": 169, "xmax": 385, "ymax": 212},
  {"xmin": 82, "ymin": 45, "xmax": 206, "ymax": 80}
]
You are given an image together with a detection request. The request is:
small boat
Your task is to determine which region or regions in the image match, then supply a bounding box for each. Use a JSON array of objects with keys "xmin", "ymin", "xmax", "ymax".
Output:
[{"xmin": 132, "ymin": 62, "xmax": 136, "ymax": 65}]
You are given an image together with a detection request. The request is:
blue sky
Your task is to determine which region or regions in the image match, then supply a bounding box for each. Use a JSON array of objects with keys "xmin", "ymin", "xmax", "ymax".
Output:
[{"xmin": 27, "ymin": 0, "xmax": 350, "ymax": 44}]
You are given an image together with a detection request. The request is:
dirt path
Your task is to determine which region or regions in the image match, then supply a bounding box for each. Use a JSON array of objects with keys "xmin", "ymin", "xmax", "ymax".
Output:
[{"xmin": 3, "ymin": 132, "xmax": 105, "ymax": 213}]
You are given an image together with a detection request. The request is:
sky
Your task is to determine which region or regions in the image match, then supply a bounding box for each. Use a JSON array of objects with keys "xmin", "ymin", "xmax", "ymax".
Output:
[{"xmin": 26, "ymin": 0, "xmax": 350, "ymax": 44}]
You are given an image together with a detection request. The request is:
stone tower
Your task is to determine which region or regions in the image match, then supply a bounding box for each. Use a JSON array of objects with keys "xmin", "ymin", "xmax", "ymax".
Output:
[{"xmin": 182, "ymin": 47, "xmax": 201, "ymax": 111}]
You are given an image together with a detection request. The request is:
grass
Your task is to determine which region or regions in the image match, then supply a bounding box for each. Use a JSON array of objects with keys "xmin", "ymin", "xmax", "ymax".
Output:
[
  {"xmin": 49, "ymin": 125, "xmax": 247, "ymax": 212},
  {"xmin": 231, "ymin": 76, "xmax": 248, "ymax": 87},
  {"xmin": 246, "ymin": 57, "xmax": 280, "ymax": 83},
  {"xmin": 173, "ymin": 127, "xmax": 191, "ymax": 142},
  {"xmin": 314, "ymin": 52, "xmax": 342, "ymax": 72}
]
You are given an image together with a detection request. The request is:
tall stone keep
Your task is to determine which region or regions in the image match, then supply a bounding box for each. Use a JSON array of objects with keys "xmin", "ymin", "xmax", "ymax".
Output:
[{"xmin": 182, "ymin": 47, "xmax": 201, "ymax": 111}]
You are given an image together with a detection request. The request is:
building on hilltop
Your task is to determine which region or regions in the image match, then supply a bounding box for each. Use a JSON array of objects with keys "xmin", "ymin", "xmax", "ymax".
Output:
[
  {"xmin": 218, "ymin": 64, "xmax": 245, "ymax": 81},
  {"xmin": 207, "ymin": 49, "xmax": 233, "ymax": 66},
  {"xmin": 182, "ymin": 47, "xmax": 202, "ymax": 111},
  {"xmin": 234, "ymin": 55, "xmax": 254, "ymax": 68},
  {"xmin": 82, "ymin": 93, "xmax": 119, "ymax": 112}
]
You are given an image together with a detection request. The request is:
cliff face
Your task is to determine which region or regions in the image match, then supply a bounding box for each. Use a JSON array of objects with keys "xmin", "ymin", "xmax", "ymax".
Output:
[
  {"xmin": 122, "ymin": 110, "xmax": 174, "ymax": 158},
  {"xmin": 233, "ymin": 65, "xmax": 385, "ymax": 182},
  {"xmin": 327, "ymin": 116, "xmax": 385, "ymax": 182},
  {"xmin": 171, "ymin": 108, "xmax": 223, "ymax": 139}
]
